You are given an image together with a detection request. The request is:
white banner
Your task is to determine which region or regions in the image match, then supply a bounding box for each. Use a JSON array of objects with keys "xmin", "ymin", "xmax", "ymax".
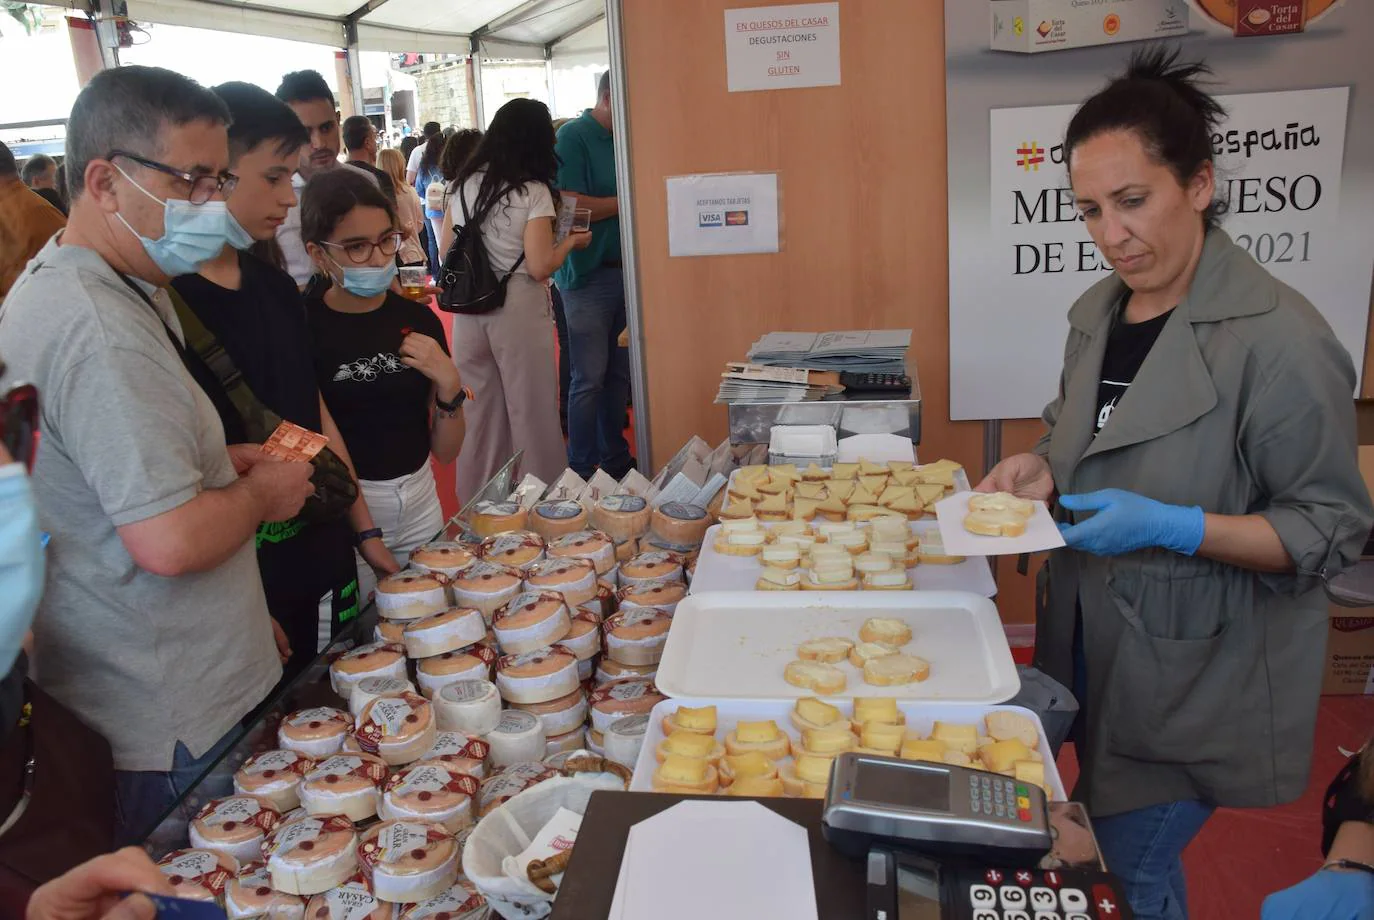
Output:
[{"xmin": 952, "ymin": 85, "xmax": 1369, "ymax": 419}]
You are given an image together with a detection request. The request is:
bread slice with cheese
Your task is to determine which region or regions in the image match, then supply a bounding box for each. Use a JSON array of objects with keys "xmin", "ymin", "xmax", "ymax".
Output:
[
  {"xmin": 661, "ymin": 705, "xmax": 717, "ymax": 736},
  {"xmin": 724, "ymin": 720, "xmax": 790, "ymax": 760},
  {"xmin": 825, "ymin": 480, "xmax": 856, "ymax": 503},
  {"xmin": 790, "ymin": 697, "xmax": 852, "ymax": 735},
  {"xmin": 985, "ymin": 711, "xmax": 1039, "ymax": 748},
  {"xmin": 654, "ymin": 731, "xmax": 726, "ymax": 765},
  {"xmin": 859, "ymin": 617, "xmax": 912, "ymax": 646},
  {"xmin": 830, "ymin": 463, "xmax": 859, "ymax": 481},
  {"xmin": 800, "ymin": 463, "xmax": 829, "ymax": 482},
  {"xmin": 719, "ymin": 751, "xmax": 779, "ymax": 786},
  {"xmin": 967, "ymin": 491, "xmax": 1035, "ymax": 518},
  {"xmin": 754, "ymin": 492, "xmax": 790, "ymax": 522},
  {"xmin": 795, "ymin": 482, "xmax": 827, "ymax": 499},
  {"xmin": 718, "ymin": 497, "xmax": 756, "ymax": 521},
  {"xmin": 797, "ymin": 637, "xmax": 855, "ymax": 664},
  {"xmin": 858, "ymin": 458, "xmax": 889, "ymax": 477},
  {"xmin": 652, "ymin": 753, "xmax": 719, "ymax": 793},
  {"xmin": 792, "ymin": 497, "xmax": 820, "ymax": 521},
  {"xmin": 931, "ymin": 721, "xmax": 979, "ymax": 755},
  {"xmin": 727, "ymin": 775, "xmax": 786, "ymax": 797},
  {"xmin": 780, "ymin": 756, "xmax": 834, "ymax": 798},
  {"xmin": 815, "ymin": 495, "xmax": 848, "ymax": 523},
  {"xmin": 863, "ymin": 654, "xmax": 931, "ymax": 686},
  {"xmin": 848, "ymin": 641, "xmax": 899, "ymax": 669},
  {"xmin": 783, "ymin": 660, "xmax": 847, "ymax": 694},
  {"xmin": 917, "ymin": 531, "xmax": 965, "ymax": 565},
  {"xmin": 963, "ymin": 509, "xmax": 1029, "ymax": 538},
  {"xmin": 852, "ymin": 697, "xmax": 904, "ymax": 728}
]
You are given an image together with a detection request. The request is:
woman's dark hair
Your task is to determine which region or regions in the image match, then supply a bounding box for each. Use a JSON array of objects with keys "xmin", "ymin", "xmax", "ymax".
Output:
[
  {"xmin": 441, "ymin": 129, "xmax": 483, "ymax": 183},
  {"xmin": 456, "ymin": 99, "xmax": 558, "ymax": 217},
  {"xmin": 1064, "ymin": 46, "xmax": 1227, "ymax": 224},
  {"xmin": 300, "ymin": 166, "xmax": 397, "ymax": 245},
  {"xmin": 400, "ymin": 135, "xmax": 419, "ymax": 160},
  {"xmin": 419, "ymin": 130, "xmax": 446, "ymax": 173},
  {"xmin": 213, "ymin": 81, "xmax": 310, "ymax": 161}
]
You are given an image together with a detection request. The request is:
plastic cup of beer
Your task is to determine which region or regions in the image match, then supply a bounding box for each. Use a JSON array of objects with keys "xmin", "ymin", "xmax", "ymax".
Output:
[
  {"xmin": 572, "ymin": 209, "xmax": 592, "ymax": 232},
  {"xmin": 399, "ymin": 265, "xmax": 428, "ymax": 299}
]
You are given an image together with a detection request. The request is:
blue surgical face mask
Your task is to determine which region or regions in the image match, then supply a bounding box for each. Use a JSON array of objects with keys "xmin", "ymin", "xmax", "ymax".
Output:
[
  {"xmin": 114, "ymin": 165, "xmax": 230, "ymax": 276},
  {"xmin": 0, "ymin": 468, "xmax": 43, "ymax": 675},
  {"xmin": 225, "ymin": 210, "xmax": 256, "ymax": 251},
  {"xmin": 331, "ymin": 256, "xmax": 397, "ymax": 298}
]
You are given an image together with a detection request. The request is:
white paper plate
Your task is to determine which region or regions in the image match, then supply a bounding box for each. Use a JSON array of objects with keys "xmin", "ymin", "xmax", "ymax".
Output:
[
  {"xmin": 691, "ymin": 523, "xmax": 997, "ymax": 597},
  {"xmin": 629, "ymin": 697, "xmax": 1066, "ymax": 800},
  {"xmin": 934, "ymin": 492, "xmax": 1065, "ymax": 557},
  {"xmin": 656, "ymin": 591, "xmax": 1019, "ymax": 703}
]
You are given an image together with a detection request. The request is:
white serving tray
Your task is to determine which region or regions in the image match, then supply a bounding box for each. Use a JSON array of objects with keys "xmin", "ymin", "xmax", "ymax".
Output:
[
  {"xmin": 629, "ymin": 697, "xmax": 1066, "ymax": 800},
  {"xmin": 656, "ymin": 591, "xmax": 1019, "ymax": 703},
  {"xmin": 691, "ymin": 523, "xmax": 997, "ymax": 597}
]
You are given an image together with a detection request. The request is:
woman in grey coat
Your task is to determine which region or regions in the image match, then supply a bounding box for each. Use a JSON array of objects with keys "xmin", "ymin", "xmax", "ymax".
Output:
[{"xmin": 979, "ymin": 48, "xmax": 1374, "ymax": 920}]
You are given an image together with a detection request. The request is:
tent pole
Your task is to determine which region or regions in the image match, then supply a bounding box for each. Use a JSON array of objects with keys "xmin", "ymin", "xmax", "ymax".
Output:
[
  {"xmin": 343, "ymin": 21, "xmax": 365, "ymax": 121},
  {"xmin": 469, "ymin": 37, "xmax": 487, "ymax": 128}
]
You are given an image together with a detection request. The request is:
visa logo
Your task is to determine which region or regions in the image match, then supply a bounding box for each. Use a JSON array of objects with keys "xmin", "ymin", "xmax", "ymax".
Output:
[{"xmin": 698, "ymin": 211, "xmax": 724, "ymax": 227}]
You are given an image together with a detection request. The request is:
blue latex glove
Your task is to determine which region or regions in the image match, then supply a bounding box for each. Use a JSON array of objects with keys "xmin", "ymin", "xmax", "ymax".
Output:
[
  {"xmin": 1057, "ymin": 489, "xmax": 1205, "ymax": 556},
  {"xmin": 1261, "ymin": 867, "xmax": 1374, "ymax": 920}
]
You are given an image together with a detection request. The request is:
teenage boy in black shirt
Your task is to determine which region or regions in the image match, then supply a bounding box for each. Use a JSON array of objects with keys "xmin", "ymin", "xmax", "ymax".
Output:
[{"xmin": 172, "ymin": 82, "xmax": 400, "ymax": 681}]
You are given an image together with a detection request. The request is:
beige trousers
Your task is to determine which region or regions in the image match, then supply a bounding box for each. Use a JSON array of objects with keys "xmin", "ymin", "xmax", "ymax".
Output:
[{"xmin": 453, "ymin": 272, "xmax": 567, "ymax": 503}]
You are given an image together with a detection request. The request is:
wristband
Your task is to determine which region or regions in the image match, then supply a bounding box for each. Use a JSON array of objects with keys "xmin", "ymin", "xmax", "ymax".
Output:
[
  {"xmin": 435, "ymin": 388, "xmax": 468, "ymax": 413},
  {"xmin": 355, "ymin": 528, "xmax": 383, "ymax": 547}
]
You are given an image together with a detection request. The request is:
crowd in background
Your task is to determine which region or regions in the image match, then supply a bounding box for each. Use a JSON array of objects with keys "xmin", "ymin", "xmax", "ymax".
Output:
[{"xmin": 0, "ymin": 58, "xmax": 626, "ymax": 878}]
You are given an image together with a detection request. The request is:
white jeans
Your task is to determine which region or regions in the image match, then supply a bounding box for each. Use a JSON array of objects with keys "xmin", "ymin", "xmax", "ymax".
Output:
[{"xmin": 356, "ymin": 461, "xmax": 445, "ymax": 604}]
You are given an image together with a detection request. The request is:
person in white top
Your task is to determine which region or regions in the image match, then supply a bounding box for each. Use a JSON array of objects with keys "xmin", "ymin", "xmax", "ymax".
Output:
[
  {"xmin": 274, "ymin": 70, "xmax": 341, "ymax": 287},
  {"xmin": 441, "ymin": 99, "xmax": 590, "ymax": 502},
  {"xmin": 406, "ymin": 121, "xmax": 442, "ymax": 186}
]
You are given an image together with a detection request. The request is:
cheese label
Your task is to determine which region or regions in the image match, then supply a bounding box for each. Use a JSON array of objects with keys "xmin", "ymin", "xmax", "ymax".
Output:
[
  {"xmin": 242, "ymin": 749, "xmax": 305, "ymax": 775},
  {"xmin": 660, "ymin": 502, "xmax": 706, "ymax": 521},
  {"xmin": 484, "ymin": 532, "xmax": 541, "ymax": 557},
  {"xmin": 324, "ymin": 881, "xmax": 380, "ymax": 920},
  {"xmin": 236, "ymin": 862, "xmax": 272, "ymax": 889},
  {"xmin": 480, "ymin": 763, "xmax": 557, "ymax": 802},
  {"xmin": 380, "ymin": 822, "xmax": 431, "ymax": 861},
  {"xmin": 551, "ymin": 530, "xmax": 610, "ymax": 550},
  {"xmin": 607, "ymin": 714, "xmax": 650, "ymax": 737},
  {"xmin": 593, "ymin": 679, "xmax": 655, "ymax": 703},
  {"xmin": 312, "ymin": 756, "xmax": 364, "ymax": 778},
  {"xmin": 423, "ymin": 732, "xmax": 491, "ymax": 764},
  {"xmin": 342, "ymin": 642, "xmax": 404, "ymax": 664},
  {"xmin": 599, "ymin": 494, "xmax": 647, "ymax": 513},
  {"xmin": 475, "ymin": 500, "xmax": 520, "ymax": 515},
  {"xmin": 265, "ymin": 818, "xmax": 323, "ymax": 855},
  {"xmin": 201, "ymin": 795, "xmax": 265, "ymax": 827},
  {"xmin": 356, "ymin": 677, "xmax": 411, "ymax": 696},
  {"xmin": 500, "ymin": 591, "xmax": 561, "ymax": 615},
  {"xmin": 456, "ymin": 561, "xmax": 521, "ymax": 584},
  {"xmin": 413, "ymin": 542, "xmax": 471, "ymax": 560},
  {"xmin": 492, "ymin": 710, "xmax": 539, "ymax": 735},
  {"xmin": 498, "ymin": 646, "xmax": 574, "ymax": 670},
  {"xmin": 607, "ymin": 610, "xmax": 670, "ymax": 635},
  {"xmin": 368, "ymin": 696, "xmax": 416, "ymax": 735},
  {"xmin": 160, "ymin": 850, "xmax": 220, "ymax": 879},
  {"xmin": 627, "ymin": 551, "xmax": 674, "ymax": 567},
  {"xmin": 536, "ymin": 500, "xmax": 584, "ymax": 520},
  {"xmin": 388, "ymin": 764, "xmax": 479, "ymax": 798},
  {"xmin": 287, "ymin": 707, "xmax": 348, "ymax": 727},
  {"xmin": 439, "ymin": 680, "xmax": 496, "ymax": 704},
  {"xmin": 402, "ymin": 881, "xmax": 487, "ymax": 920},
  {"xmin": 380, "ymin": 570, "xmax": 442, "ymax": 590}
]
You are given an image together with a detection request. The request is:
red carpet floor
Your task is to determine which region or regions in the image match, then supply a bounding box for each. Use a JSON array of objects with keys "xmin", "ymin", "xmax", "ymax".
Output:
[
  {"xmin": 427, "ymin": 301, "xmax": 1374, "ymax": 916},
  {"xmin": 1056, "ymin": 694, "xmax": 1374, "ymax": 916}
]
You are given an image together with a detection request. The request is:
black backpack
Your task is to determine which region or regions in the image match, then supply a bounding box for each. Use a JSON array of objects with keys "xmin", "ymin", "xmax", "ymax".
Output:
[{"xmin": 437, "ymin": 184, "xmax": 525, "ymax": 315}]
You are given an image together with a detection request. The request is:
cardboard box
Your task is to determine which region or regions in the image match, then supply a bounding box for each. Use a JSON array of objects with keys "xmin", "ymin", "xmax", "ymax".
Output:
[
  {"xmin": 1323, "ymin": 606, "xmax": 1374, "ymax": 695},
  {"xmin": 990, "ymin": 0, "xmax": 1189, "ymax": 53}
]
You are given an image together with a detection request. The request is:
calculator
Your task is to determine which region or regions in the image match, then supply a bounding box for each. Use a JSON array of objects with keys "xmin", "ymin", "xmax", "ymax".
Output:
[
  {"xmin": 869, "ymin": 848, "xmax": 1135, "ymax": 920},
  {"xmin": 840, "ymin": 371, "xmax": 913, "ymax": 394}
]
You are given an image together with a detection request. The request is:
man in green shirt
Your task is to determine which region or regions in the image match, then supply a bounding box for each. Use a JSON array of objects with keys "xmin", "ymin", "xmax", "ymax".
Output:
[{"xmin": 555, "ymin": 71, "xmax": 633, "ymax": 479}]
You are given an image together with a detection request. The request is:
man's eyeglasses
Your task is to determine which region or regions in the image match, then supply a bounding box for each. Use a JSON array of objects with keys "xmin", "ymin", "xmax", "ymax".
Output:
[
  {"xmin": 323, "ymin": 231, "xmax": 404, "ymax": 265},
  {"xmin": 0, "ymin": 367, "xmax": 38, "ymax": 473},
  {"xmin": 107, "ymin": 150, "xmax": 238, "ymax": 205}
]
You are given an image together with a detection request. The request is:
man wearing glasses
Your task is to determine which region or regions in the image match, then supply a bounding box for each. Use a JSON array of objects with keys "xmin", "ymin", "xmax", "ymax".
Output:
[{"xmin": 0, "ymin": 65, "xmax": 314, "ymax": 845}]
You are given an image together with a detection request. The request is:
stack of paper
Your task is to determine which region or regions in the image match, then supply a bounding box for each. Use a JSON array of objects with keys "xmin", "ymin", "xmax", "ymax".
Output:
[
  {"xmin": 714, "ymin": 363, "xmax": 842, "ymax": 405},
  {"xmin": 608, "ymin": 801, "xmax": 818, "ymax": 920},
  {"xmin": 747, "ymin": 329, "xmax": 912, "ymax": 375}
]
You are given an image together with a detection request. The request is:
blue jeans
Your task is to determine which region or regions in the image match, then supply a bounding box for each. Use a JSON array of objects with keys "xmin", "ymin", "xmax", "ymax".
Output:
[
  {"xmin": 562, "ymin": 265, "xmax": 632, "ymax": 478},
  {"xmin": 114, "ymin": 730, "xmax": 239, "ymax": 848},
  {"xmin": 1094, "ymin": 800, "xmax": 1216, "ymax": 920}
]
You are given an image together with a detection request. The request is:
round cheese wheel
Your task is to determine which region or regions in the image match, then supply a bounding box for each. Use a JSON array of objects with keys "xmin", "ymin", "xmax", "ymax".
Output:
[
  {"xmin": 380, "ymin": 765, "xmax": 479, "ymax": 834},
  {"xmin": 603, "ymin": 609, "xmax": 673, "ymax": 666},
  {"xmin": 546, "ymin": 529, "xmax": 616, "ymax": 576},
  {"xmin": 449, "ymin": 561, "xmax": 524, "ymax": 622},
  {"xmin": 374, "ymin": 618, "xmax": 407, "ymax": 645},
  {"xmin": 357, "ymin": 821, "xmax": 458, "ymax": 904},
  {"xmin": 413, "ymin": 729, "xmax": 490, "ymax": 779},
  {"xmin": 618, "ymin": 552, "xmax": 684, "ymax": 587},
  {"xmin": 477, "ymin": 762, "xmax": 558, "ymax": 818},
  {"xmin": 491, "ymin": 591, "xmax": 571, "ymax": 655},
  {"xmin": 349, "ymin": 677, "xmax": 419, "ymax": 719},
  {"xmin": 545, "ymin": 726, "xmax": 587, "ymax": 756},
  {"xmin": 234, "ymin": 749, "xmax": 316, "ymax": 812},
  {"xmin": 529, "ymin": 499, "xmax": 590, "ymax": 540},
  {"xmin": 479, "ymin": 530, "xmax": 546, "ymax": 571},
  {"xmin": 224, "ymin": 861, "xmax": 305, "ymax": 920},
  {"xmin": 591, "ymin": 495, "xmax": 652, "ymax": 546},
  {"xmin": 407, "ymin": 542, "xmax": 477, "ymax": 581},
  {"xmin": 331, "ymin": 643, "xmax": 408, "ymax": 699},
  {"xmin": 617, "ymin": 579, "xmax": 688, "ymax": 614},
  {"xmin": 396, "ymin": 879, "xmax": 487, "ymax": 920},
  {"xmin": 559, "ymin": 610, "xmax": 602, "ymax": 661},
  {"xmin": 279, "ymin": 707, "xmax": 353, "ymax": 759},
  {"xmin": 522, "ymin": 557, "xmax": 598, "ymax": 607},
  {"xmin": 264, "ymin": 814, "xmax": 360, "ymax": 896},
  {"xmin": 299, "ymin": 753, "xmax": 390, "ymax": 822},
  {"xmin": 511, "ymin": 688, "xmax": 589, "ymax": 738},
  {"xmin": 157, "ymin": 849, "xmax": 238, "ymax": 903},
  {"xmin": 589, "ymin": 679, "xmax": 666, "ymax": 734},
  {"xmin": 305, "ymin": 873, "xmax": 394, "ymax": 920},
  {"xmin": 647, "ymin": 502, "xmax": 711, "ymax": 552},
  {"xmin": 594, "ymin": 658, "xmax": 657, "ymax": 686},
  {"xmin": 356, "ymin": 692, "xmax": 438, "ymax": 766},
  {"xmin": 189, "ymin": 794, "xmax": 281, "ymax": 865},
  {"xmin": 495, "ymin": 645, "xmax": 580, "ymax": 705},
  {"xmin": 415, "ymin": 646, "xmax": 497, "ymax": 698},
  {"xmin": 402, "ymin": 607, "xmax": 485, "ymax": 659},
  {"xmin": 604, "ymin": 713, "xmax": 650, "ymax": 768},
  {"xmin": 469, "ymin": 500, "xmax": 528, "ymax": 539},
  {"xmin": 482, "ymin": 710, "xmax": 546, "ymax": 767},
  {"xmin": 431, "ymin": 679, "xmax": 502, "ymax": 736},
  {"xmin": 375, "ymin": 571, "xmax": 448, "ymax": 621}
]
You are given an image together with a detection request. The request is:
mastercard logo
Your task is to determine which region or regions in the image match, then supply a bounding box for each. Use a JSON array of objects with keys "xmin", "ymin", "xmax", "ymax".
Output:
[{"xmin": 1103, "ymin": 13, "xmax": 1121, "ymax": 35}]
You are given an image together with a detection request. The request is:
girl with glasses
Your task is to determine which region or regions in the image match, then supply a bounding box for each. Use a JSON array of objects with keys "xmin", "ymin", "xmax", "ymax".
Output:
[{"xmin": 301, "ymin": 167, "xmax": 466, "ymax": 603}]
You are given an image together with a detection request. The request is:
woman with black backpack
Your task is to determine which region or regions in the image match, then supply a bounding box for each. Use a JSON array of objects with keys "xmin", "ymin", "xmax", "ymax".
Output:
[{"xmin": 440, "ymin": 98, "xmax": 589, "ymax": 502}]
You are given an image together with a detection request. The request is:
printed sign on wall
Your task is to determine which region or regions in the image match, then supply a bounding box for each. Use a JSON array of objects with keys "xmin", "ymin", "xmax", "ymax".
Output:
[
  {"xmin": 666, "ymin": 173, "xmax": 781, "ymax": 257},
  {"xmin": 724, "ymin": 3, "xmax": 840, "ymax": 92}
]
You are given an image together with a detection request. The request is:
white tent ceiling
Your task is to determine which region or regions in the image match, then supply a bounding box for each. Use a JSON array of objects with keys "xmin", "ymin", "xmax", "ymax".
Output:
[{"xmin": 77, "ymin": 0, "xmax": 607, "ymax": 58}]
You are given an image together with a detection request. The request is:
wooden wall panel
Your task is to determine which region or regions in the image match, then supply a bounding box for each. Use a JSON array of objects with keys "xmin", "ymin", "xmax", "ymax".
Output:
[{"xmin": 620, "ymin": 1, "xmax": 1048, "ymax": 622}]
